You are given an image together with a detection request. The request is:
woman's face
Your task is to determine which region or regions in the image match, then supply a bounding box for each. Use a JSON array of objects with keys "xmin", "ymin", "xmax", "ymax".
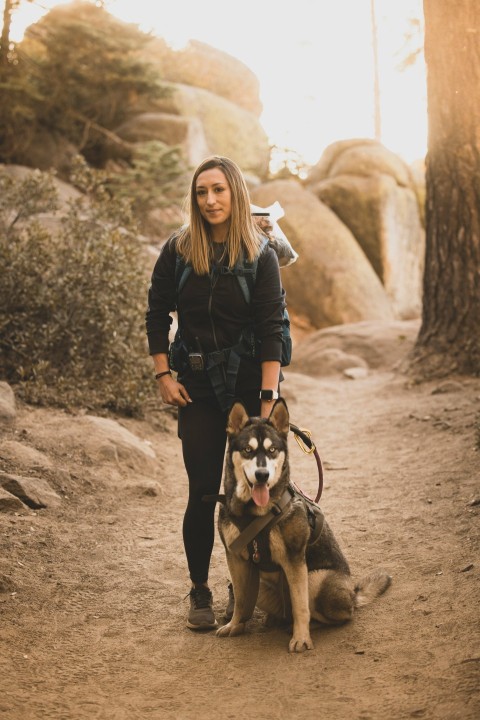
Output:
[{"xmin": 195, "ymin": 168, "xmax": 232, "ymax": 235}]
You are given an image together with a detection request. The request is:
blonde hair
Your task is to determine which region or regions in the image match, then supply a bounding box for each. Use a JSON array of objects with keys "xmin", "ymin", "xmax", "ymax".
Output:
[{"xmin": 175, "ymin": 156, "xmax": 263, "ymax": 275}]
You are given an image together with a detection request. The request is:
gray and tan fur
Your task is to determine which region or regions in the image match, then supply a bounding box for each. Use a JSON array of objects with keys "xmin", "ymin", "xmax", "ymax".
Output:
[{"xmin": 217, "ymin": 398, "xmax": 391, "ymax": 653}]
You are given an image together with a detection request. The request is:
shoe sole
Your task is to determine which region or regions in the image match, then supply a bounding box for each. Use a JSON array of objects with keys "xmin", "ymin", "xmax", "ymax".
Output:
[{"xmin": 186, "ymin": 619, "xmax": 218, "ymax": 631}]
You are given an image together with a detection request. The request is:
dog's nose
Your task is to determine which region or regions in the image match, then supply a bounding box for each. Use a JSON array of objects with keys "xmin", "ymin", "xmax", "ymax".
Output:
[{"xmin": 255, "ymin": 467, "xmax": 269, "ymax": 483}]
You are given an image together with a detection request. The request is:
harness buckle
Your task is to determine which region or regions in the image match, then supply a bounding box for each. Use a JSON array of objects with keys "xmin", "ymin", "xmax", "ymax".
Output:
[{"xmin": 206, "ymin": 349, "xmax": 229, "ymax": 367}]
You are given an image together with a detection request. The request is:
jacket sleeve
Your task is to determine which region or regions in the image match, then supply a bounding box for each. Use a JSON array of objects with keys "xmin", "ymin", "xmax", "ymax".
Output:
[
  {"xmin": 251, "ymin": 246, "xmax": 286, "ymax": 363},
  {"xmin": 145, "ymin": 237, "xmax": 177, "ymax": 356}
]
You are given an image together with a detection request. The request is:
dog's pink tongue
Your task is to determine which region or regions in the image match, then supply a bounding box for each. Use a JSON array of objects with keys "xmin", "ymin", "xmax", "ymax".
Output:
[{"xmin": 252, "ymin": 483, "xmax": 270, "ymax": 507}]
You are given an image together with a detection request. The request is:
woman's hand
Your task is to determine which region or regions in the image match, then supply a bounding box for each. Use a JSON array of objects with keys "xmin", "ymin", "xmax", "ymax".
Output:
[{"xmin": 157, "ymin": 374, "xmax": 192, "ymax": 407}]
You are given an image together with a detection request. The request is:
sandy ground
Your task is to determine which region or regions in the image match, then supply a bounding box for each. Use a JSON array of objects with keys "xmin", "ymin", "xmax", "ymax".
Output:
[{"xmin": 0, "ymin": 366, "xmax": 479, "ymax": 720}]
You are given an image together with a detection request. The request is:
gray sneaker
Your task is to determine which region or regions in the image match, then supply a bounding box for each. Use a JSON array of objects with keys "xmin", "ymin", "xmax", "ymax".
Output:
[
  {"xmin": 187, "ymin": 586, "xmax": 218, "ymax": 631},
  {"xmin": 225, "ymin": 582, "xmax": 234, "ymax": 621}
]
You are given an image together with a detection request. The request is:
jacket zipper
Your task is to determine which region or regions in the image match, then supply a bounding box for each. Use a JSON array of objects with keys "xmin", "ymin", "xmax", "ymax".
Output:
[{"xmin": 209, "ymin": 270, "xmax": 227, "ymax": 385}]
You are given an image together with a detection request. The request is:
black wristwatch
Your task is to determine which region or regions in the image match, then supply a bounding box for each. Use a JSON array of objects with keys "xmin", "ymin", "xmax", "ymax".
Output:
[{"xmin": 259, "ymin": 389, "xmax": 279, "ymax": 401}]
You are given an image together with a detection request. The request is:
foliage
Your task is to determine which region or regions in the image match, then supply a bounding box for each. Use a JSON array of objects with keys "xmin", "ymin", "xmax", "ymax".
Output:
[
  {"xmin": 0, "ymin": 47, "xmax": 42, "ymax": 161},
  {"xmin": 0, "ymin": 1, "xmax": 170, "ymax": 165},
  {"xmin": 0, "ymin": 160, "xmax": 154, "ymax": 415},
  {"xmin": 268, "ymin": 145, "xmax": 310, "ymax": 181},
  {"xmin": 105, "ymin": 141, "xmax": 190, "ymax": 231}
]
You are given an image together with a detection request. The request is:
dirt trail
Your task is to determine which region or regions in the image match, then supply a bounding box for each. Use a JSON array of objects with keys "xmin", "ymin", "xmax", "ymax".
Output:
[{"xmin": 1, "ymin": 369, "xmax": 479, "ymax": 720}]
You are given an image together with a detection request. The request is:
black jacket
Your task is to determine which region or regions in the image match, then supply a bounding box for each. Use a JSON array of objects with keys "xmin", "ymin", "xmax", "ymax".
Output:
[{"xmin": 145, "ymin": 235, "xmax": 286, "ymax": 398}]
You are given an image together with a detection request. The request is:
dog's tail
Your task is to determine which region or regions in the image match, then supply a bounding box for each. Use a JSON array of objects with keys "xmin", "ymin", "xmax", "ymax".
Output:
[{"xmin": 354, "ymin": 569, "xmax": 392, "ymax": 607}]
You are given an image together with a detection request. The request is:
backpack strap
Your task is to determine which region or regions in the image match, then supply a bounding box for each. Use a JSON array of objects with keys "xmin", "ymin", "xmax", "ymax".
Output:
[
  {"xmin": 238, "ymin": 235, "xmax": 268, "ymax": 303},
  {"xmin": 175, "ymin": 255, "xmax": 191, "ymax": 298},
  {"xmin": 215, "ymin": 249, "xmax": 253, "ymax": 304},
  {"xmin": 175, "ymin": 235, "xmax": 269, "ymax": 302}
]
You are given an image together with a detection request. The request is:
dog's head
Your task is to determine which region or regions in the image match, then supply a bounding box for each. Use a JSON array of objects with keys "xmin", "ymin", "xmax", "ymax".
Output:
[{"xmin": 225, "ymin": 398, "xmax": 290, "ymax": 509}]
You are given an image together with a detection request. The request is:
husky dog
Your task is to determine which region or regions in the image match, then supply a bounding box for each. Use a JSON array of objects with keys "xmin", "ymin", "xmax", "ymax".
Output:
[{"xmin": 216, "ymin": 398, "xmax": 391, "ymax": 653}]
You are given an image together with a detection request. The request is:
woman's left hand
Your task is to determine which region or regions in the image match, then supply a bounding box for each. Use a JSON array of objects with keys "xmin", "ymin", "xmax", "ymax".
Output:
[{"xmin": 157, "ymin": 374, "xmax": 192, "ymax": 407}]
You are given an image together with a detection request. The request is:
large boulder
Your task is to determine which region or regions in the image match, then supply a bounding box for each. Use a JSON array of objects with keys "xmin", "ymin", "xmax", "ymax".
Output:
[
  {"xmin": 22, "ymin": 413, "xmax": 158, "ymax": 478},
  {"xmin": 0, "ymin": 440, "xmax": 53, "ymax": 472},
  {"xmin": 306, "ymin": 141, "xmax": 425, "ymax": 319},
  {"xmin": 144, "ymin": 38, "xmax": 262, "ymax": 117},
  {"xmin": 0, "ymin": 487, "xmax": 26, "ymax": 513},
  {"xmin": 306, "ymin": 139, "xmax": 411, "ymax": 187},
  {"xmin": 147, "ymin": 82, "xmax": 270, "ymax": 179},
  {"xmin": 0, "ymin": 472, "xmax": 62, "ymax": 509},
  {"xmin": 113, "ymin": 112, "xmax": 210, "ymax": 168},
  {"xmin": 250, "ymin": 180, "xmax": 395, "ymax": 329},
  {"xmin": 409, "ymin": 158, "xmax": 426, "ymax": 228},
  {"xmin": 289, "ymin": 319, "xmax": 420, "ymax": 375}
]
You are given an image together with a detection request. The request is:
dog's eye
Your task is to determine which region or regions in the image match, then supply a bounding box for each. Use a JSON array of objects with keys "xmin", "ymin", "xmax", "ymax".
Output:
[
  {"xmin": 243, "ymin": 446, "xmax": 252, "ymax": 454},
  {"xmin": 268, "ymin": 446, "xmax": 276, "ymax": 454}
]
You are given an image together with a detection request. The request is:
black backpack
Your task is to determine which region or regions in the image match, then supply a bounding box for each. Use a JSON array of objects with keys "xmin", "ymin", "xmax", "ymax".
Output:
[{"xmin": 169, "ymin": 236, "xmax": 292, "ymax": 412}]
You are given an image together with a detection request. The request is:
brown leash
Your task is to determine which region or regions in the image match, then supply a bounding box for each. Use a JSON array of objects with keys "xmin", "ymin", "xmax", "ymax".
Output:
[{"xmin": 289, "ymin": 423, "xmax": 324, "ymax": 503}]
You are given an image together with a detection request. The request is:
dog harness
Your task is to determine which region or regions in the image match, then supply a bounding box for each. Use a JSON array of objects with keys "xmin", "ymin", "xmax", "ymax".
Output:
[
  {"xmin": 248, "ymin": 506, "xmax": 323, "ymax": 572},
  {"xmin": 204, "ymin": 483, "xmax": 325, "ymax": 572},
  {"xmin": 245, "ymin": 485, "xmax": 325, "ymax": 572}
]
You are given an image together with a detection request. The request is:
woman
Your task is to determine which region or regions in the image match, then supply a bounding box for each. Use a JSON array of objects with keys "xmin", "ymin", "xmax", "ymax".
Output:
[{"xmin": 145, "ymin": 156, "xmax": 287, "ymax": 630}]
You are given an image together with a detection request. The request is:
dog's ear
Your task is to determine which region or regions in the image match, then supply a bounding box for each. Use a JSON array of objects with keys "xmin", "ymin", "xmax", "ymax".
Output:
[
  {"xmin": 267, "ymin": 397, "xmax": 289, "ymax": 436},
  {"xmin": 227, "ymin": 401, "xmax": 250, "ymax": 435}
]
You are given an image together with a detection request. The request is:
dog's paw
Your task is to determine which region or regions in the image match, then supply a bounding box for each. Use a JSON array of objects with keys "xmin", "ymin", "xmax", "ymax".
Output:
[
  {"xmin": 216, "ymin": 621, "xmax": 246, "ymax": 638},
  {"xmin": 288, "ymin": 634, "xmax": 314, "ymax": 653}
]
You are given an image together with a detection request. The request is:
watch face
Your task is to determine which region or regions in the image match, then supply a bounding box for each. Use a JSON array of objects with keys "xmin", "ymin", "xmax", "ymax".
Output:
[{"xmin": 260, "ymin": 390, "xmax": 278, "ymax": 401}]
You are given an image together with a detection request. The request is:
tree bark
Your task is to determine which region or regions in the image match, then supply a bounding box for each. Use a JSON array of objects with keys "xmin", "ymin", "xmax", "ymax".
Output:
[
  {"xmin": 0, "ymin": 0, "xmax": 14, "ymax": 66},
  {"xmin": 410, "ymin": 0, "xmax": 480, "ymax": 377}
]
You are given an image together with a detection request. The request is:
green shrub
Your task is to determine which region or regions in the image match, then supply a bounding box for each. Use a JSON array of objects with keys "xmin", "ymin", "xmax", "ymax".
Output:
[
  {"xmin": 0, "ymin": 161, "xmax": 154, "ymax": 415},
  {"xmin": 0, "ymin": 1, "xmax": 170, "ymax": 166},
  {"xmin": 104, "ymin": 140, "xmax": 190, "ymax": 234}
]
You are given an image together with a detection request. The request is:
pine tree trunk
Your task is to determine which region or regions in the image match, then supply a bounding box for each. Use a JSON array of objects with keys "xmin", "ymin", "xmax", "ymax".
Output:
[
  {"xmin": 411, "ymin": 0, "xmax": 480, "ymax": 377},
  {"xmin": 0, "ymin": 0, "xmax": 14, "ymax": 66}
]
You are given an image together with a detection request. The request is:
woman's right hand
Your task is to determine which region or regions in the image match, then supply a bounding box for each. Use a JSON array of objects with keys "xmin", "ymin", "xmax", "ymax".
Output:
[{"xmin": 157, "ymin": 374, "xmax": 192, "ymax": 407}]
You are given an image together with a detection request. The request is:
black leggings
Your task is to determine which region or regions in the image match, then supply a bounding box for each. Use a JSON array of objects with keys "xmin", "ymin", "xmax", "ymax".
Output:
[{"xmin": 178, "ymin": 392, "xmax": 260, "ymax": 585}]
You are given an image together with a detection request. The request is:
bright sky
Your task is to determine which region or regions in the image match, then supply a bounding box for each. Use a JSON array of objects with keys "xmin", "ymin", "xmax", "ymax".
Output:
[{"xmin": 11, "ymin": 0, "xmax": 427, "ymax": 167}]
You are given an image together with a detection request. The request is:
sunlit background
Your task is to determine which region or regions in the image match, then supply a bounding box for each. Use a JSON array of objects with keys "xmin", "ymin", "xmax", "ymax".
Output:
[{"xmin": 10, "ymin": 0, "xmax": 427, "ymax": 168}]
